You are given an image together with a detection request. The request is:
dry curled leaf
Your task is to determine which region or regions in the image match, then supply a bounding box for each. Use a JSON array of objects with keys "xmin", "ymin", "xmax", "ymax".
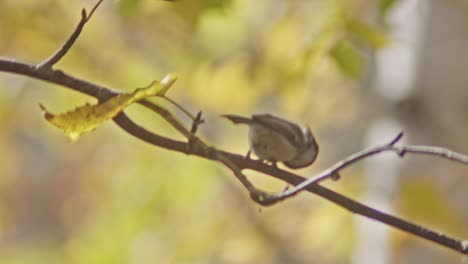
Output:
[{"xmin": 40, "ymin": 74, "xmax": 177, "ymax": 142}]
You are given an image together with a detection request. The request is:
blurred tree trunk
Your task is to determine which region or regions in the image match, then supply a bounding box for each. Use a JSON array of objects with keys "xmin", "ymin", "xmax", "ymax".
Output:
[
  {"xmin": 396, "ymin": 0, "xmax": 468, "ymax": 262},
  {"xmin": 355, "ymin": 0, "xmax": 468, "ymax": 263}
]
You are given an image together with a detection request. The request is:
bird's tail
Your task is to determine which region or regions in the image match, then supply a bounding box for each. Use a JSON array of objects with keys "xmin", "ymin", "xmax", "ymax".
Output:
[{"xmin": 221, "ymin": 114, "xmax": 252, "ymax": 124}]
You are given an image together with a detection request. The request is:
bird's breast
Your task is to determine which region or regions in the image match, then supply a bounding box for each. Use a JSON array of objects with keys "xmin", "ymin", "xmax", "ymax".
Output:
[{"xmin": 248, "ymin": 124, "xmax": 297, "ymax": 162}]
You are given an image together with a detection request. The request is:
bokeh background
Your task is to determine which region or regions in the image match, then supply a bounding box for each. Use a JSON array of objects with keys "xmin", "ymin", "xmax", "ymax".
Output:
[{"xmin": 0, "ymin": 0, "xmax": 467, "ymax": 263}]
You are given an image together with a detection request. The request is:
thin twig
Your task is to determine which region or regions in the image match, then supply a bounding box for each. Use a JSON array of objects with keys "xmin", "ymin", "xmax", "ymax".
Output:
[
  {"xmin": 190, "ymin": 111, "xmax": 203, "ymax": 134},
  {"xmin": 161, "ymin": 95, "xmax": 198, "ymax": 121},
  {"xmin": 257, "ymin": 131, "xmax": 468, "ymax": 205},
  {"xmin": 259, "ymin": 132, "xmax": 405, "ymax": 205},
  {"xmin": 138, "ymin": 100, "xmax": 193, "ymax": 138},
  {"xmin": 397, "ymin": 145, "xmax": 468, "ymax": 165},
  {"xmin": 137, "ymin": 79, "xmax": 203, "ymax": 132},
  {"xmin": 388, "ymin": 131, "xmax": 404, "ymax": 145},
  {"xmin": 36, "ymin": 0, "xmax": 103, "ymax": 69},
  {"xmin": 85, "ymin": 0, "xmax": 104, "ymax": 22},
  {"xmin": 215, "ymin": 152, "xmax": 277, "ymax": 205}
]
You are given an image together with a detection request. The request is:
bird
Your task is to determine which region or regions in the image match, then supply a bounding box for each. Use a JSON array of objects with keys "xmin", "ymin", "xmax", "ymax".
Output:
[{"xmin": 222, "ymin": 114, "xmax": 319, "ymax": 169}]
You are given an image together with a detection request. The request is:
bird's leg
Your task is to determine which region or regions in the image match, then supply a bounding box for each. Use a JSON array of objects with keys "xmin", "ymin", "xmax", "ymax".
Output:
[{"xmin": 245, "ymin": 149, "xmax": 252, "ymax": 160}]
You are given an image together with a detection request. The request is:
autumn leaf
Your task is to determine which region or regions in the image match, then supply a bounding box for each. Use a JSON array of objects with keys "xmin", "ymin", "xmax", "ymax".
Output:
[
  {"xmin": 40, "ymin": 74, "xmax": 177, "ymax": 142},
  {"xmin": 157, "ymin": 74, "xmax": 178, "ymax": 96}
]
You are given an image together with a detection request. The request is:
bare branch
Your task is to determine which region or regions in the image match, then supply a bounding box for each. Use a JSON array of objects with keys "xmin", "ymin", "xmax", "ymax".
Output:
[
  {"xmin": 258, "ymin": 131, "xmax": 468, "ymax": 205},
  {"xmin": 190, "ymin": 111, "xmax": 204, "ymax": 134},
  {"xmin": 85, "ymin": 0, "xmax": 104, "ymax": 22},
  {"xmin": 216, "ymin": 153, "xmax": 270, "ymax": 203},
  {"xmin": 397, "ymin": 145, "xmax": 468, "ymax": 165},
  {"xmin": 113, "ymin": 112, "xmax": 188, "ymax": 152},
  {"xmin": 36, "ymin": 0, "xmax": 104, "ymax": 69},
  {"xmin": 388, "ymin": 131, "xmax": 404, "ymax": 145},
  {"xmin": 137, "ymin": 78, "xmax": 203, "ymax": 136},
  {"xmin": 262, "ymin": 131, "xmax": 406, "ymax": 204},
  {"xmin": 138, "ymin": 99, "xmax": 193, "ymax": 138},
  {"xmin": 161, "ymin": 95, "xmax": 198, "ymax": 121}
]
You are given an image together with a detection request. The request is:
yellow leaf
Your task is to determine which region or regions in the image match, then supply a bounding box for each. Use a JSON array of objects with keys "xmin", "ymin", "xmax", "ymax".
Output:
[
  {"xmin": 157, "ymin": 74, "xmax": 178, "ymax": 96},
  {"xmin": 39, "ymin": 75, "xmax": 177, "ymax": 142}
]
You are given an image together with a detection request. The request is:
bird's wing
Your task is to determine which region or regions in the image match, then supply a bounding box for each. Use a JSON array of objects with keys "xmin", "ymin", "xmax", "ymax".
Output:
[
  {"xmin": 251, "ymin": 114, "xmax": 303, "ymax": 145},
  {"xmin": 221, "ymin": 114, "xmax": 252, "ymax": 124}
]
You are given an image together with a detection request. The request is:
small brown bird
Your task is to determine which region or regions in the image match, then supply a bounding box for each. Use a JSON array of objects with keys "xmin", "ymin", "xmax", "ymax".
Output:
[{"xmin": 222, "ymin": 114, "xmax": 319, "ymax": 169}]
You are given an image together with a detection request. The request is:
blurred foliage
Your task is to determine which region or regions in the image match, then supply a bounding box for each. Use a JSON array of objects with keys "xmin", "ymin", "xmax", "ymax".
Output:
[
  {"xmin": 397, "ymin": 180, "xmax": 464, "ymax": 234},
  {"xmin": 330, "ymin": 39, "xmax": 364, "ymax": 80},
  {"xmin": 345, "ymin": 15, "xmax": 389, "ymax": 49},
  {"xmin": 2, "ymin": 0, "xmax": 464, "ymax": 263},
  {"xmin": 379, "ymin": 0, "xmax": 398, "ymax": 17}
]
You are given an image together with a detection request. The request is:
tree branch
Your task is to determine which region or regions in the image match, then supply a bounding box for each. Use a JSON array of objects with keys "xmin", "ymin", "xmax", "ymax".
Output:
[
  {"xmin": 260, "ymin": 132, "xmax": 404, "ymax": 204},
  {"xmin": 1, "ymin": 55, "xmax": 467, "ymax": 257},
  {"xmin": 36, "ymin": 0, "xmax": 104, "ymax": 69},
  {"xmin": 0, "ymin": 1, "xmax": 466, "ymax": 255}
]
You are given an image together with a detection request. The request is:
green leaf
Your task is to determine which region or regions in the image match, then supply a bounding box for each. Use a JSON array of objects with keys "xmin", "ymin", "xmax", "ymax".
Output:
[
  {"xmin": 329, "ymin": 40, "xmax": 364, "ymax": 80},
  {"xmin": 379, "ymin": 0, "xmax": 398, "ymax": 17},
  {"xmin": 346, "ymin": 17, "xmax": 389, "ymax": 49}
]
